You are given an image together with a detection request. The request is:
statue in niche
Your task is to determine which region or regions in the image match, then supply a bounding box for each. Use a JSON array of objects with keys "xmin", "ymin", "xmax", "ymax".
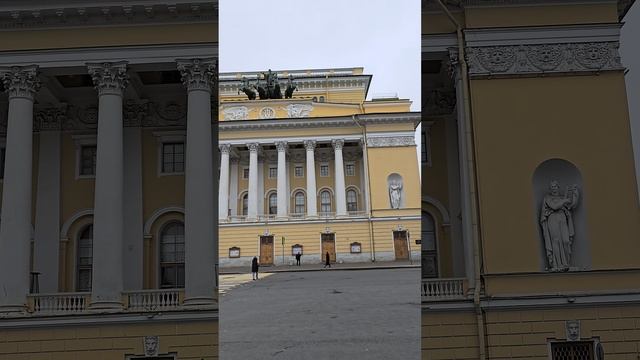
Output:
[
  {"xmin": 238, "ymin": 77, "xmax": 256, "ymax": 100},
  {"xmin": 540, "ymin": 180, "xmax": 580, "ymax": 272},
  {"xmin": 388, "ymin": 175, "xmax": 403, "ymax": 209}
]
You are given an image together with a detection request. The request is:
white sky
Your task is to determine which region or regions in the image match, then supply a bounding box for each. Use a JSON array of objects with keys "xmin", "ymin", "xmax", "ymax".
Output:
[
  {"xmin": 219, "ymin": 0, "xmax": 422, "ymax": 166},
  {"xmin": 621, "ymin": 2, "xmax": 640, "ymax": 200}
]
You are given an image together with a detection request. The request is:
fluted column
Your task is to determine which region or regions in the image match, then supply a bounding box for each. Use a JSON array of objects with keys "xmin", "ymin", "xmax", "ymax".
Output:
[
  {"xmin": 87, "ymin": 61, "xmax": 128, "ymax": 309},
  {"xmin": 219, "ymin": 144, "xmax": 231, "ymax": 221},
  {"xmin": 304, "ymin": 140, "xmax": 317, "ymax": 218},
  {"xmin": 177, "ymin": 58, "xmax": 217, "ymax": 306},
  {"xmin": 247, "ymin": 143, "xmax": 260, "ymax": 220},
  {"xmin": 332, "ymin": 139, "xmax": 348, "ymax": 217},
  {"xmin": 275, "ymin": 141, "xmax": 288, "ymax": 219},
  {"xmin": 0, "ymin": 65, "xmax": 40, "ymax": 312}
]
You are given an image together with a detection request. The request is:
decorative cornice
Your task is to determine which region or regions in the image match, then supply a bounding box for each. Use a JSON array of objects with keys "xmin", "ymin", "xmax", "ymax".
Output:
[
  {"xmin": 367, "ymin": 136, "xmax": 416, "ymax": 148},
  {"xmin": 177, "ymin": 58, "xmax": 217, "ymax": 93},
  {"xmin": 331, "ymin": 139, "xmax": 344, "ymax": 151},
  {"xmin": 0, "ymin": 2, "xmax": 217, "ymax": 31},
  {"xmin": 0, "ymin": 65, "xmax": 41, "ymax": 100},
  {"xmin": 466, "ymin": 41, "xmax": 623, "ymax": 78}
]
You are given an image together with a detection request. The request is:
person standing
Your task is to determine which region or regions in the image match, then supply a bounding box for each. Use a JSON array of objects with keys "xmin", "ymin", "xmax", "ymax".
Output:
[
  {"xmin": 251, "ymin": 256, "xmax": 259, "ymax": 280},
  {"xmin": 323, "ymin": 251, "xmax": 331, "ymax": 268},
  {"xmin": 295, "ymin": 252, "xmax": 301, "ymax": 266}
]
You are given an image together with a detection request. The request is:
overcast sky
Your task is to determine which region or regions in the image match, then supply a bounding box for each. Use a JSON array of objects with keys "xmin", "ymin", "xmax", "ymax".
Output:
[
  {"xmin": 621, "ymin": 2, "xmax": 640, "ymax": 199},
  {"xmin": 219, "ymin": 0, "xmax": 422, "ymax": 167}
]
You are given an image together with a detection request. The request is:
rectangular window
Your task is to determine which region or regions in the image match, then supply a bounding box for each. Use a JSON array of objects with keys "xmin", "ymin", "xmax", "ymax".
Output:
[
  {"xmin": 345, "ymin": 163, "xmax": 355, "ymax": 176},
  {"xmin": 320, "ymin": 164, "xmax": 329, "ymax": 177},
  {"xmin": 269, "ymin": 167, "xmax": 277, "ymax": 179},
  {"xmin": 79, "ymin": 145, "xmax": 97, "ymax": 176},
  {"xmin": 550, "ymin": 341, "xmax": 595, "ymax": 360},
  {"xmin": 242, "ymin": 167, "xmax": 249, "ymax": 179},
  {"xmin": 162, "ymin": 143, "xmax": 184, "ymax": 173},
  {"xmin": 294, "ymin": 166, "xmax": 304, "ymax": 177}
]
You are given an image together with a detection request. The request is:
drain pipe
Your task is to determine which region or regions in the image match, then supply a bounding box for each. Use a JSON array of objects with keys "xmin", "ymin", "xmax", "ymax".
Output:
[
  {"xmin": 353, "ymin": 111, "xmax": 376, "ymax": 262},
  {"xmin": 434, "ymin": 1, "xmax": 486, "ymax": 359}
]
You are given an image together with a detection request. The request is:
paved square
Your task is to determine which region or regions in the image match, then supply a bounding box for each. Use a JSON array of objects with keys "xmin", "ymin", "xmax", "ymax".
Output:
[{"xmin": 220, "ymin": 268, "xmax": 420, "ymax": 359}]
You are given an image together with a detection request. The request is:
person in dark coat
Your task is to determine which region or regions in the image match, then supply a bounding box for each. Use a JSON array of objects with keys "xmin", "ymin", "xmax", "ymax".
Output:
[
  {"xmin": 295, "ymin": 252, "xmax": 301, "ymax": 266},
  {"xmin": 323, "ymin": 252, "xmax": 331, "ymax": 268},
  {"xmin": 251, "ymin": 256, "xmax": 259, "ymax": 280}
]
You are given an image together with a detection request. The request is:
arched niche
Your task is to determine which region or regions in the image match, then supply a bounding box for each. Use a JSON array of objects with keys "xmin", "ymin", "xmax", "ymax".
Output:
[
  {"xmin": 532, "ymin": 159, "xmax": 590, "ymax": 272},
  {"xmin": 387, "ymin": 173, "xmax": 405, "ymax": 209}
]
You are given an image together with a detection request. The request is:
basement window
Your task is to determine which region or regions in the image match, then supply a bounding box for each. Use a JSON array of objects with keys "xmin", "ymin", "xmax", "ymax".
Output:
[{"xmin": 550, "ymin": 341, "xmax": 595, "ymax": 360}]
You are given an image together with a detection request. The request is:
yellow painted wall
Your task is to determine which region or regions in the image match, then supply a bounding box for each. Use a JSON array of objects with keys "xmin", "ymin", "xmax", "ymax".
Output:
[
  {"xmin": 464, "ymin": 4, "xmax": 619, "ymax": 28},
  {"xmin": 470, "ymin": 73, "xmax": 640, "ymax": 274},
  {"xmin": 0, "ymin": 319, "xmax": 218, "ymax": 360},
  {"xmin": 60, "ymin": 133, "xmax": 95, "ymax": 223},
  {"xmin": 0, "ymin": 23, "xmax": 217, "ymax": 51}
]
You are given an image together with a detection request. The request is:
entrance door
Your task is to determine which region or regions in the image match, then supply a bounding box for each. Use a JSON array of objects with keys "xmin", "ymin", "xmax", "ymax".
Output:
[
  {"xmin": 259, "ymin": 235, "xmax": 274, "ymax": 265},
  {"xmin": 320, "ymin": 233, "xmax": 336, "ymax": 263},
  {"xmin": 393, "ymin": 230, "xmax": 409, "ymax": 260}
]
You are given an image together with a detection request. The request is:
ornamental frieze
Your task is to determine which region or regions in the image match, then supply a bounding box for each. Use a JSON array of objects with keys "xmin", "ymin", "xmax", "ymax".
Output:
[
  {"xmin": 367, "ymin": 136, "xmax": 415, "ymax": 148},
  {"xmin": 424, "ymin": 89, "xmax": 456, "ymax": 116},
  {"xmin": 466, "ymin": 42, "xmax": 623, "ymax": 78}
]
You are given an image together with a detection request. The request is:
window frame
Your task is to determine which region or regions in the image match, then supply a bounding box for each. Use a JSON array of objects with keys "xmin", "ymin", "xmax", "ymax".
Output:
[
  {"xmin": 346, "ymin": 189, "xmax": 358, "ymax": 212},
  {"xmin": 153, "ymin": 131, "xmax": 186, "ymax": 177},
  {"xmin": 268, "ymin": 192, "xmax": 278, "ymax": 215},
  {"xmin": 319, "ymin": 163, "xmax": 330, "ymax": 177},
  {"xmin": 242, "ymin": 167, "xmax": 249, "ymax": 180},
  {"xmin": 294, "ymin": 191, "xmax": 305, "ymax": 214},
  {"xmin": 161, "ymin": 142, "xmax": 185, "ymax": 174},
  {"xmin": 320, "ymin": 190, "xmax": 332, "ymax": 214},
  {"xmin": 159, "ymin": 221, "xmax": 185, "ymax": 289},
  {"xmin": 294, "ymin": 164, "xmax": 304, "ymax": 178},
  {"xmin": 72, "ymin": 134, "xmax": 97, "ymax": 180},
  {"xmin": 345, "ymin": 162, "xmax": 356, "ymax": 177},
  {"xmin": 76, "ymin": 224, "xmax": 93, "ymax": 292},
  {"xmin": 268, "ymin": 166, "xmax": 277, "ymax": 179}
]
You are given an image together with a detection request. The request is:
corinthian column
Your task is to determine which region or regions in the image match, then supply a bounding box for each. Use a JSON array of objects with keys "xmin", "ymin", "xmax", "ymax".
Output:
[
  {"xmin": 247, "ymin": 143, "xmax": 260, "ymax": 220},
  {"xmin": 332, "ymin": 139, "xmax": 348, "ymax": 217},
  {"xmin": 275, "ymin": 141, "xmax": 288, "ymax": 219},
  {"xmin": 304, "ymin": 140, "xmax": 317, "ymax": 218},
  {"xmin": 219, "ymin": 144, "xmax": 231, "ymax": 221},
  {"xmin": 87, "ymin": 61, "xmax": 129, "ymax": 309},
  {"xmin": 177, "ymin": 58, "xmax": 217, "ymax": 306},
  {"xmin": 0, "ymin": 65, "xmax": 40, "ymax": 312}
]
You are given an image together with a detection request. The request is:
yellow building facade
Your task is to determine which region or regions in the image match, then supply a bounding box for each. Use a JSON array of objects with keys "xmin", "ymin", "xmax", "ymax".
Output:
[
  {"xmin": 218, "ymin": 68, "xmax": 421, "ymax": 267},
  {"xmin": 423, "ymin": 0, "xmax": 640, "ymax": 358},
  {"xmin": 0, "ymin": 1, "xmax": 218, "ymax": 359}
]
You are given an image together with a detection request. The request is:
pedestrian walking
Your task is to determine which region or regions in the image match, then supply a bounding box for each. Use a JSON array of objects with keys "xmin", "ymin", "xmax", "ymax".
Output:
[
  {"xmin": 295, "ymin": 252, "xmax": 301, "ymax": 266},
  {"xmin": 324, "ymin": 251, "xmax": 331, "ymax": 268},
  {"xmin": 251, "ymin": 256, "xmax": 259, "ymax": 280}
]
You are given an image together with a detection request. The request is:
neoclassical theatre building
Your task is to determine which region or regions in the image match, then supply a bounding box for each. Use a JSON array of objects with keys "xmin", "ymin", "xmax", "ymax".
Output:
[
  {"xmin": 218, "ymin": 68, "xmax": 421, "ymax": 267},
  {"xmin": 423, "ymin": 0, "xmax": 640, "ymax": 358},
  {"xmin": 0, "ymin": 1, "xmax": 218, "ymax": 359}
]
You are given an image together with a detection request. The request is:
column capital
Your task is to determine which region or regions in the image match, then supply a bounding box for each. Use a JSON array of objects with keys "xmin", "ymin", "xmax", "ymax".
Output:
[
  {"xmin": 177, "ymin": 58, "xmax": 217, "ymax": 93},
  {"xmin": 0, "ymin": 65, "xmax": 41, "ymax": 100},
  {"xmin": 87, "ymin": 61, "xmax": 129, "ymax": 97},
  {"xmin": 332, "ymin": 139, "xmax": 345, "ymax": 151},
  {"xmin": 275, "ymin": 141, "xmax": 288, "ymax": 152},
  {"xmin": 303, "ymin": 140, "xmax": 316, "ymax": 151},
  {"xmin": 247, "ymin": 142, "xmax": 261, "ymax": 153},
  {"xmin": 219, "ymin": 143, "xmax": 231, "ymax": 154}
]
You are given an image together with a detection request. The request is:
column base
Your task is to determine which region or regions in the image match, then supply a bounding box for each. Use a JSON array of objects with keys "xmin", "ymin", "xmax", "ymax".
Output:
[
  {"xmin": 89, "ymin": 300, "xmax": 123, "ymax": 311},
  {"xmin": 276, "ymin": 215, "xmax": 288, "ymax": 221},
  {"xmin": 336, "ymin": 213, "xmax": 349, "ymax": 219},
  {"xmin": 306, "ymin": 214, "xmax": 318, "ymax": 220}
]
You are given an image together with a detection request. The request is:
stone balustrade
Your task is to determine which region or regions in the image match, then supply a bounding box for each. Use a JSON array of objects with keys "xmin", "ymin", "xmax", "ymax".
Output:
[{"xmin": 421, "ymin": 278, "xmax": 467, "ymax": 301}]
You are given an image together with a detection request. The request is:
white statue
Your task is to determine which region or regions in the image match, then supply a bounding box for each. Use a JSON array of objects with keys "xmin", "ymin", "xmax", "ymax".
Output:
[
  {"xmin": 389, "ymin": 177, "xmax": 403, "ymax": 209},
  {"xmin": 540, "ymin": 180, "xmax": 579, "ymax": 271}
]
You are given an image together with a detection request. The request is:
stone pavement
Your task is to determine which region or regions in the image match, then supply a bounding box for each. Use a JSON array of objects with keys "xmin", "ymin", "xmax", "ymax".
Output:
[
  {"xmin": 219, "ymin": 259, "xmax": 419, "ymax": 275},
  {"xmin": 219, "ymin": 273, "xmax": 273, "ymax": 296}
]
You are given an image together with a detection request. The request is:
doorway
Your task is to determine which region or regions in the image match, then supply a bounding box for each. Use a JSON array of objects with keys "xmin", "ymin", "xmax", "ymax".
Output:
[
  {"xmin": 259, "ymin": 235, "xmax": 274, "ymax": 265},
  {"xmin": 393, "ymin": 230, "xmax": 409, "ymax": 260},
  {"xmin": 320, "ymin": 233, "xmax": 336, "ymax": 263}
]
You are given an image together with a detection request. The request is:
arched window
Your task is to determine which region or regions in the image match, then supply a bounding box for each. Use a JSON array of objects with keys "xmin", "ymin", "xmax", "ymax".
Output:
[
  {"xmin": 320, "ymin": 190, "xmax": 332, "ymax": 214},
  {"xmin": 422, "ymin": 212, "xmax": 438, "ymax": 278},
  {"xmin": 241, "ymin": 194, "xmax": 248, "ymax": 216},
  {"xmin": 268, "ymin": 193, "xmax": 277, "ymax": 215},
  {"xmin": 294, "ymin": 192, "xmax": 305, "ymax": 214},
  {"xmin": 76, "ymin": 224, "xmax": 93, "ymax": 292},
  {"xmin": 160, "ymin": 222, "xmax": 185, "ymax": 288},
  {"xmin": 346, "ymin": 189, "xmax": 358, "ymax": 212}
]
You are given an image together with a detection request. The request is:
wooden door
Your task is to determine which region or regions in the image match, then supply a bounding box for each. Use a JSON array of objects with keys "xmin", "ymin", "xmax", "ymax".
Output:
[
  {"xmin": 259, "ymin": 235, "xmax": 274, "ymax": 265},
  {"xmin": 320, "ymin": 233, "xmax": 336, "ymax": 262},
  {"xmin": 393, "ymin": 230, "xmax": 409, "ymax": 260}
]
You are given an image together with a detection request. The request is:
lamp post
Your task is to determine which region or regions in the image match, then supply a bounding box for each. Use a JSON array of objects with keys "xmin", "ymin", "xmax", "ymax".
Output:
[{"xmin": 281, "ymin": 236, "xmax": 285, "ymax": 266}]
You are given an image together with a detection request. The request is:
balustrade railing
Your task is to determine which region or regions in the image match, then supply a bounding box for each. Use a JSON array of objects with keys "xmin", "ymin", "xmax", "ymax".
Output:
[
  {"xmin": 222, "ymin": 211, "xmax": 367, "ymax": 223},
  {"xmin": 125, "ymin": 289, "xmax": 182, "ymax": 311},
  {"xmin": 28, "ymin": 292, "xmax": 90, "ymax": 314},
  {"xmin": 422, "ymin": 278, "xmax": 467, "ymax": 301}
]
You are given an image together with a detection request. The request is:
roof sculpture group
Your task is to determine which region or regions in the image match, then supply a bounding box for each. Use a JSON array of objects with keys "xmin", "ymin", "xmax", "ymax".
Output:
[{"xmin": 238, "ymin": 69, "xmax": 298, "ymax": 100}]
